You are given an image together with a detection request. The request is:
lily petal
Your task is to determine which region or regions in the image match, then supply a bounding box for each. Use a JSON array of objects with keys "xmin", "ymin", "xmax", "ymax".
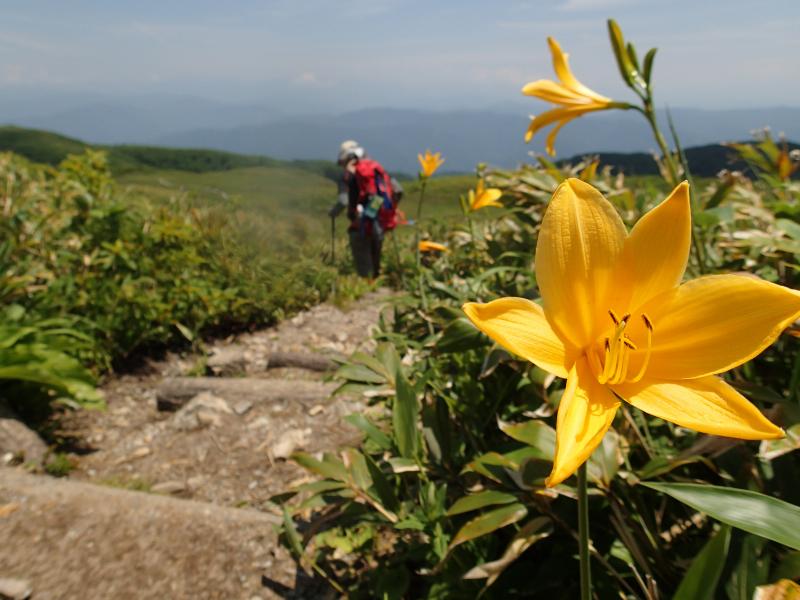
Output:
[
  {"xmin": 547, "ymin": 37, "xmax": 611, "ymax": 103},
  {"xmin": 462, "ymin": 297, "xmax": 575, "ymax": 378},
  {"xmin": 525, "ymin": 106, "xmax": 594, "ymax": 143},
  {"xmin": 522, "ymin": 79, "xmax": 591, "ymax": 105},
  {"xmin": 642, "ymin": 274, "xmax": 800, "ymax": 379},
  {"xmin": 614, "ymin": 376, "xmax": 783, "ymax": 440},
  {"xmin": 545, "ymin": 118, "xmax": 571, "ymax": 157},
  {"xmin": 535, "ymin": 179, "xmax": 627, "ymax": 348},
  {"xmin": 618, "ymin": 181, "xmax": 691, "ymax": 312},
  {"xmin": 471, "ymin": 188, "xmax": 503, "ymax": 211},
  {"xmin": 547, "ymin": 357, "xmax": 620, "ymax": 487}
]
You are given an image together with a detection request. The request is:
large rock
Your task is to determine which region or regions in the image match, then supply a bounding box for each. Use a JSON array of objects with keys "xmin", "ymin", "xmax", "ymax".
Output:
[
  {"xmin": 170, "ymin": 392, "xmax": 233, "ymax": 431},
  {"xmin": 0, "ymin": 402, "xmax": 47, "ymax": 466},
  {"xmin": 206, "ymin": 346, "xmax": 248, "ymax": 376},
  {"xmin": 0, "ymin": 469, "xmax": 319, "ymax": 599},
  {"xmin": 156, "ymin": 377, "xmax": 336, "ymax": 411}
]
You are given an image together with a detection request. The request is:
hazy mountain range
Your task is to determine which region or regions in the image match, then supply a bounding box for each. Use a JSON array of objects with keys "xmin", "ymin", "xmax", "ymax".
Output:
[{"xmin": 4, "ymin": 91, "xmax": 798, "ymax": 173}]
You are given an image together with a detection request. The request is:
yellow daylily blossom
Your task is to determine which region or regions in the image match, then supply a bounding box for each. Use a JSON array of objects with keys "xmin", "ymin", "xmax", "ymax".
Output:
[
  {"xmin": 418, "ymin": 150, "xmax": 445, "ymax": 178},
  {"xmin": 463, "ymin": 179, "xmax": 798, "ymax": 487},
  {"xmin": 419, "ymin": 240, "xmax": 449, "ymax": 253},
  {"xmin": 522, "ymin": 38, "xmax": 620, "ymax": 156},
  {"xmin": 469, "ymin": 180, "xmax": 503, "ymax": 212}
]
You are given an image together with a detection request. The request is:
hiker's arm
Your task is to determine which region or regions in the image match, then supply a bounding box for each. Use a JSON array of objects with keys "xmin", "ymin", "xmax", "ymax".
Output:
[
  {"xmin": 328, "ymin": 176, "xmax": 350, "ymax": 218},
  {"xmin": 328, "ymin": 192, "xmax": 347, "ymax": 218}
]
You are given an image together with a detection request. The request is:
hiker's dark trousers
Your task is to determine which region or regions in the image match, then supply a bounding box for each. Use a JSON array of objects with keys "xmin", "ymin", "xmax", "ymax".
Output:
[{"xmin": 349, "ymin": 230, "xmax": 383, "ymax": 278}]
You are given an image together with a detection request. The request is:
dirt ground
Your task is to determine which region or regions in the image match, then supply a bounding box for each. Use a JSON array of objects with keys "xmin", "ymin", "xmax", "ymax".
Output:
[{"xmin": 0, "ymin": 288, "xmax": 394, "ymax": 599}]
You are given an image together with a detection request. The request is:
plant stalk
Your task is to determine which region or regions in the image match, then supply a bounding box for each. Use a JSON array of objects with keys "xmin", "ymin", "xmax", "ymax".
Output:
[
  {"xmin": 578, "ymin": 462, "xmax": 592, "ymax": 600},
  {"xmin": 641, "ymin": 102, "xmax": 679, "ymax": 186},
  {"xmin": 415, "ymin": 179, "xmax": 428, "ymax": 270}
]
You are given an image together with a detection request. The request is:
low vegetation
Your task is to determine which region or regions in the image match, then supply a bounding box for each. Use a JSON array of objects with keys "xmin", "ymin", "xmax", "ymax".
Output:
[{"xmin": 277, "ymin": 21, "xmax": 800, "ymax": 600}]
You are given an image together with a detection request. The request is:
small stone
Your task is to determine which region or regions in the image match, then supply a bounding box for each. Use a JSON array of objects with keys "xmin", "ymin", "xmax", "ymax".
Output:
[
  {"xmin": 248, "ymin": 481, "xmax": 258, "ymax": 490},
  {"xmin": 308, "ymin": 404, "xmax": 325, "ymax": 416},
  {"xmin": 0, "ymin": 401, "xmax": 48, "ymax": 466},
  {"xmin": 233, "ymin": 401, "xmax": 253, "ymax": 416},
  {"xmin": 336, "ymin": 332, "xmax": 348, "ymax": 342},
  {"xmin": 195, "ymin": 409, "xmax": 223, "ymax": 427},
  {"xmin": 270, "ymin": 428, "xmax": 311, "ymax": 460},
  {"xmin": 187, "ymin": 476, "xmax": 205, "ymax": 490},
  {"xmin": 152, "ymin": 480, "xmax": 186, "ymax": 494},
  {"xmin": 172, "ymin": 392, "xmax": 232, "ymax": 431},
  {"xmin": 247, "ymin": 416, "xmax": 271, "ymax": 430},
  {"xmin": 0, "ymin": 577, "xmax": 32, "ymax": 600},
  {"xmin": 206, "ymin": 345, "xmax": 248, "ymax": 376},
  {"xmin": 131, "ymin": 447, "xmax": 151, "ymax": 459}
]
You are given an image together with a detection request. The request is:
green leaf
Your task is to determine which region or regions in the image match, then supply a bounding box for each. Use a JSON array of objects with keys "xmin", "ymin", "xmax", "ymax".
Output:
[
  {"xmin": 393, "ymin": 368, "xmax": 419, "ymax": 459},
  {"xmin": 643, "ymin": 483, "xmax": 800, "ymax": 550},
  {"xmin": 335, "ymin": 363, "xmax": 386, "ymax": 384},
  {"xmin": 282, "ymin": 506, "xmax": 308, "ymax": 575},
  {"xmin": 498, "ymin": 419, "xmax": 555, "ymax": 460},
  {"xmin": 642, "ymin": 47, "xmax": 657, "ymax": 84},
  {"xmin": 364, "ymin": 453, "xmax": 399, "ymax": 512},
  {"xmin": 759, "ymin": 424, "xmax": 800, "ymax": 460},
  {"xmin": 446, "ymin": 490, "xmax": 518, "ymax": 516},
  {"xmin": 777, "ymin": 218, "xmax": 800, "ymax": 241},
  {"xmin": 449, "ymin": 503, "xmax": 528, "ymax": 550},
  {"xmin": 588, "ymin": 427, "xmax": 621, "ymax": 487},
  {"xmin": 673, "ymin": 525, "xmax": 731, "ymax": 600},
  {"xmin": 342, "ymin": 448, "xmax": 372, "ymax": 490},
  {"xmin": 462, "ymin": 517, "xmax": 552, "ymax": 588},
  {"xmin": 174, "ymin": 321, "xmax": 194, "ymax": 342},
  {"xmin": 725, "ymin": 535, "xmax": 770, "ymax": 600},
  {"xmin": 771, "ymin": 551, "xmax": 800, "ymax": 581},
  {"xmin": 349, "ymin": 351, "xmax": 390, "ymax": 380},
  {"xmin": 293, "ymin": 480, "xmax": 347, "ymax": 494},
  {"xmin": 607, "ymin": 19, "xmax": 636, "ymax": 88},
  {"xmin": 436, "ymin": 318, "xmax": 486, "ymax": 353},
  {"xmin": 291, "ymin": 451, "xmax": 348, "ymax": 482},
  {"xmin": 344, "ymin": 413, "xmax": 392, "ymax": 450},
  {"xmin": 375, "ymin": 342, "xmax": 401, "ymax": 385}
]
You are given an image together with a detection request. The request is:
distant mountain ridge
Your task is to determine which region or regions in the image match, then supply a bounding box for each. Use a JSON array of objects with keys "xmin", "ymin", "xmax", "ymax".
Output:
[
  {"xmin": 153, "ymin": 106, "xmax": 800, "ymax": 174},
  {"xmin": 0, "ymin": 125, "xmax": 795, "ymax": 182},
  {"xmin": 4, "ymin": 96, "xmax": 799, "ymax": 173}
]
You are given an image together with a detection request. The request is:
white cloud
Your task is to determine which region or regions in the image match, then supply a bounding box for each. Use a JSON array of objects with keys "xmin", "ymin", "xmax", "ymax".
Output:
[
  {"xmin": 292, "ymin": 71, "xmax": 319, "ymax": 85},
  {"xmin": 558, "ymin": 0, "xmax": 641, "ymax": 12}
]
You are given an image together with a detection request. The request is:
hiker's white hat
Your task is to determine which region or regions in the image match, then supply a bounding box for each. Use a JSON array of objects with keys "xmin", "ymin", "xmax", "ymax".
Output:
[{"xmin": 337, "ymin": 140, "xmax": 364, "ymax": 164}]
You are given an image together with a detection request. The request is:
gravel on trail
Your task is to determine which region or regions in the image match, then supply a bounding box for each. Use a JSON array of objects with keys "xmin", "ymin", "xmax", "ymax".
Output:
[{"xmin": 0, "ymin": 288, "xmax": 394, "ymax": 599}]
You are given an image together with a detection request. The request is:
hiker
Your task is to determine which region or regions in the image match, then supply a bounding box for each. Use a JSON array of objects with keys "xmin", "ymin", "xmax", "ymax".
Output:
[{"xmin": 328, "ymin": 140, "xmax": 402, "ymax": 278}]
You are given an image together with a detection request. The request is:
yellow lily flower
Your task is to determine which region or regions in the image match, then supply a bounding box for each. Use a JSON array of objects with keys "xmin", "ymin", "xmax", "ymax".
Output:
[
  {"xmin": 469, "ymin": 180, "xmax": 503, "ymax": 212},
  {"xmin": 463, "ymin": 179, "xmax": 797, "ymax": 487},
  {"xmin": 418, "ymin": 150, "xmax": 445, "ymax": 178},
  {"xmin": 522, "ymin": 38, "xmax": 619, "ymax": 156},
  {"xmin": 419, "ymin": 240, "xmax": 449, "ymax": 253}
]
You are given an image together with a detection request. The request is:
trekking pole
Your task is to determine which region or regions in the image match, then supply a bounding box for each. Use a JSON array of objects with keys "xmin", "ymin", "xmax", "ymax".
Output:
[{"xmin": 330, "ymin": 216, "xmax": 336, "ymax": 264}]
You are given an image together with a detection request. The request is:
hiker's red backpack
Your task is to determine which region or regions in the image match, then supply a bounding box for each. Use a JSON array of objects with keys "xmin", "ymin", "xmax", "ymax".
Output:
[{"xmin": 354, "ymin": 158, "xmax": 399, "ymax": 233}]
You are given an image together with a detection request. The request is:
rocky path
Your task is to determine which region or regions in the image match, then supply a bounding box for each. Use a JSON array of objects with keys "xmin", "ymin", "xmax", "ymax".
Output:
[{"xmin": 0, "ymin": 288, "xmax": 394, "ymax": 599}]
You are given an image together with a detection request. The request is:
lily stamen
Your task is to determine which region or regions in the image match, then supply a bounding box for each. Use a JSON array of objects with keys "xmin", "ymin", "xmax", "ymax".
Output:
[{"xmin": 629, "ymin": 313, "xmax": 654, "ymax": 383}]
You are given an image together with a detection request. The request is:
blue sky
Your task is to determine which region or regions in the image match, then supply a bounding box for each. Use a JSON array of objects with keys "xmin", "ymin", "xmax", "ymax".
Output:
[{"xmin": 1, "ymin": 0, "xmax": 799, "ymax": 112}]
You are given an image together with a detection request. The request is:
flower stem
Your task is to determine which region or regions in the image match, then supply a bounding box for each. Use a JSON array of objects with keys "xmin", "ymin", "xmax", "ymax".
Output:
[
  {"xmin": 577, "ymin": 462, "xmax": 592, "ymax": 600},
  {"xmin": 415, "ymin": 179, "xmax": 428, "ymax": 270},
  {"xmin": 391, "ymin": 231, "xmax": 406, "ymax": 288},
  {"xmin": 641, "ymin": 102, "xmax": 679, "ymax": 186}
]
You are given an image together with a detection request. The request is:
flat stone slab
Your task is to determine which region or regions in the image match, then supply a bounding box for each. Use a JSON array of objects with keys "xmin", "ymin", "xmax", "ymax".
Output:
[
  {"xmin": 0, "ymin": 469, "xmax": 313, "ymax": 599},
  {"xmin": 156, "ymin": 377, "xmax": 337, "ymax": 411}
]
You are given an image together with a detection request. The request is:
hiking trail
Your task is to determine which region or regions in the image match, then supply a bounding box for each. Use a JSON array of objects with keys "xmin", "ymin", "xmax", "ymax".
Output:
[{"xmin": 0, "ymin": 288, "xmax": 394, "ymax": 600}]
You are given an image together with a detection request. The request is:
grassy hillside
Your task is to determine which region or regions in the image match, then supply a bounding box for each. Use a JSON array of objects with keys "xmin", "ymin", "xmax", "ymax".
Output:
[
  {"xmin": 0, "ymin": 125, "xmax": 340, "ymax": 179},
  {"xmin": 118, "ymin": 168, "xmax": 475, "ymax": 254},
  {"xmin": 564, "ymin": 141, "xmax": 800, "ymax": 177}
]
